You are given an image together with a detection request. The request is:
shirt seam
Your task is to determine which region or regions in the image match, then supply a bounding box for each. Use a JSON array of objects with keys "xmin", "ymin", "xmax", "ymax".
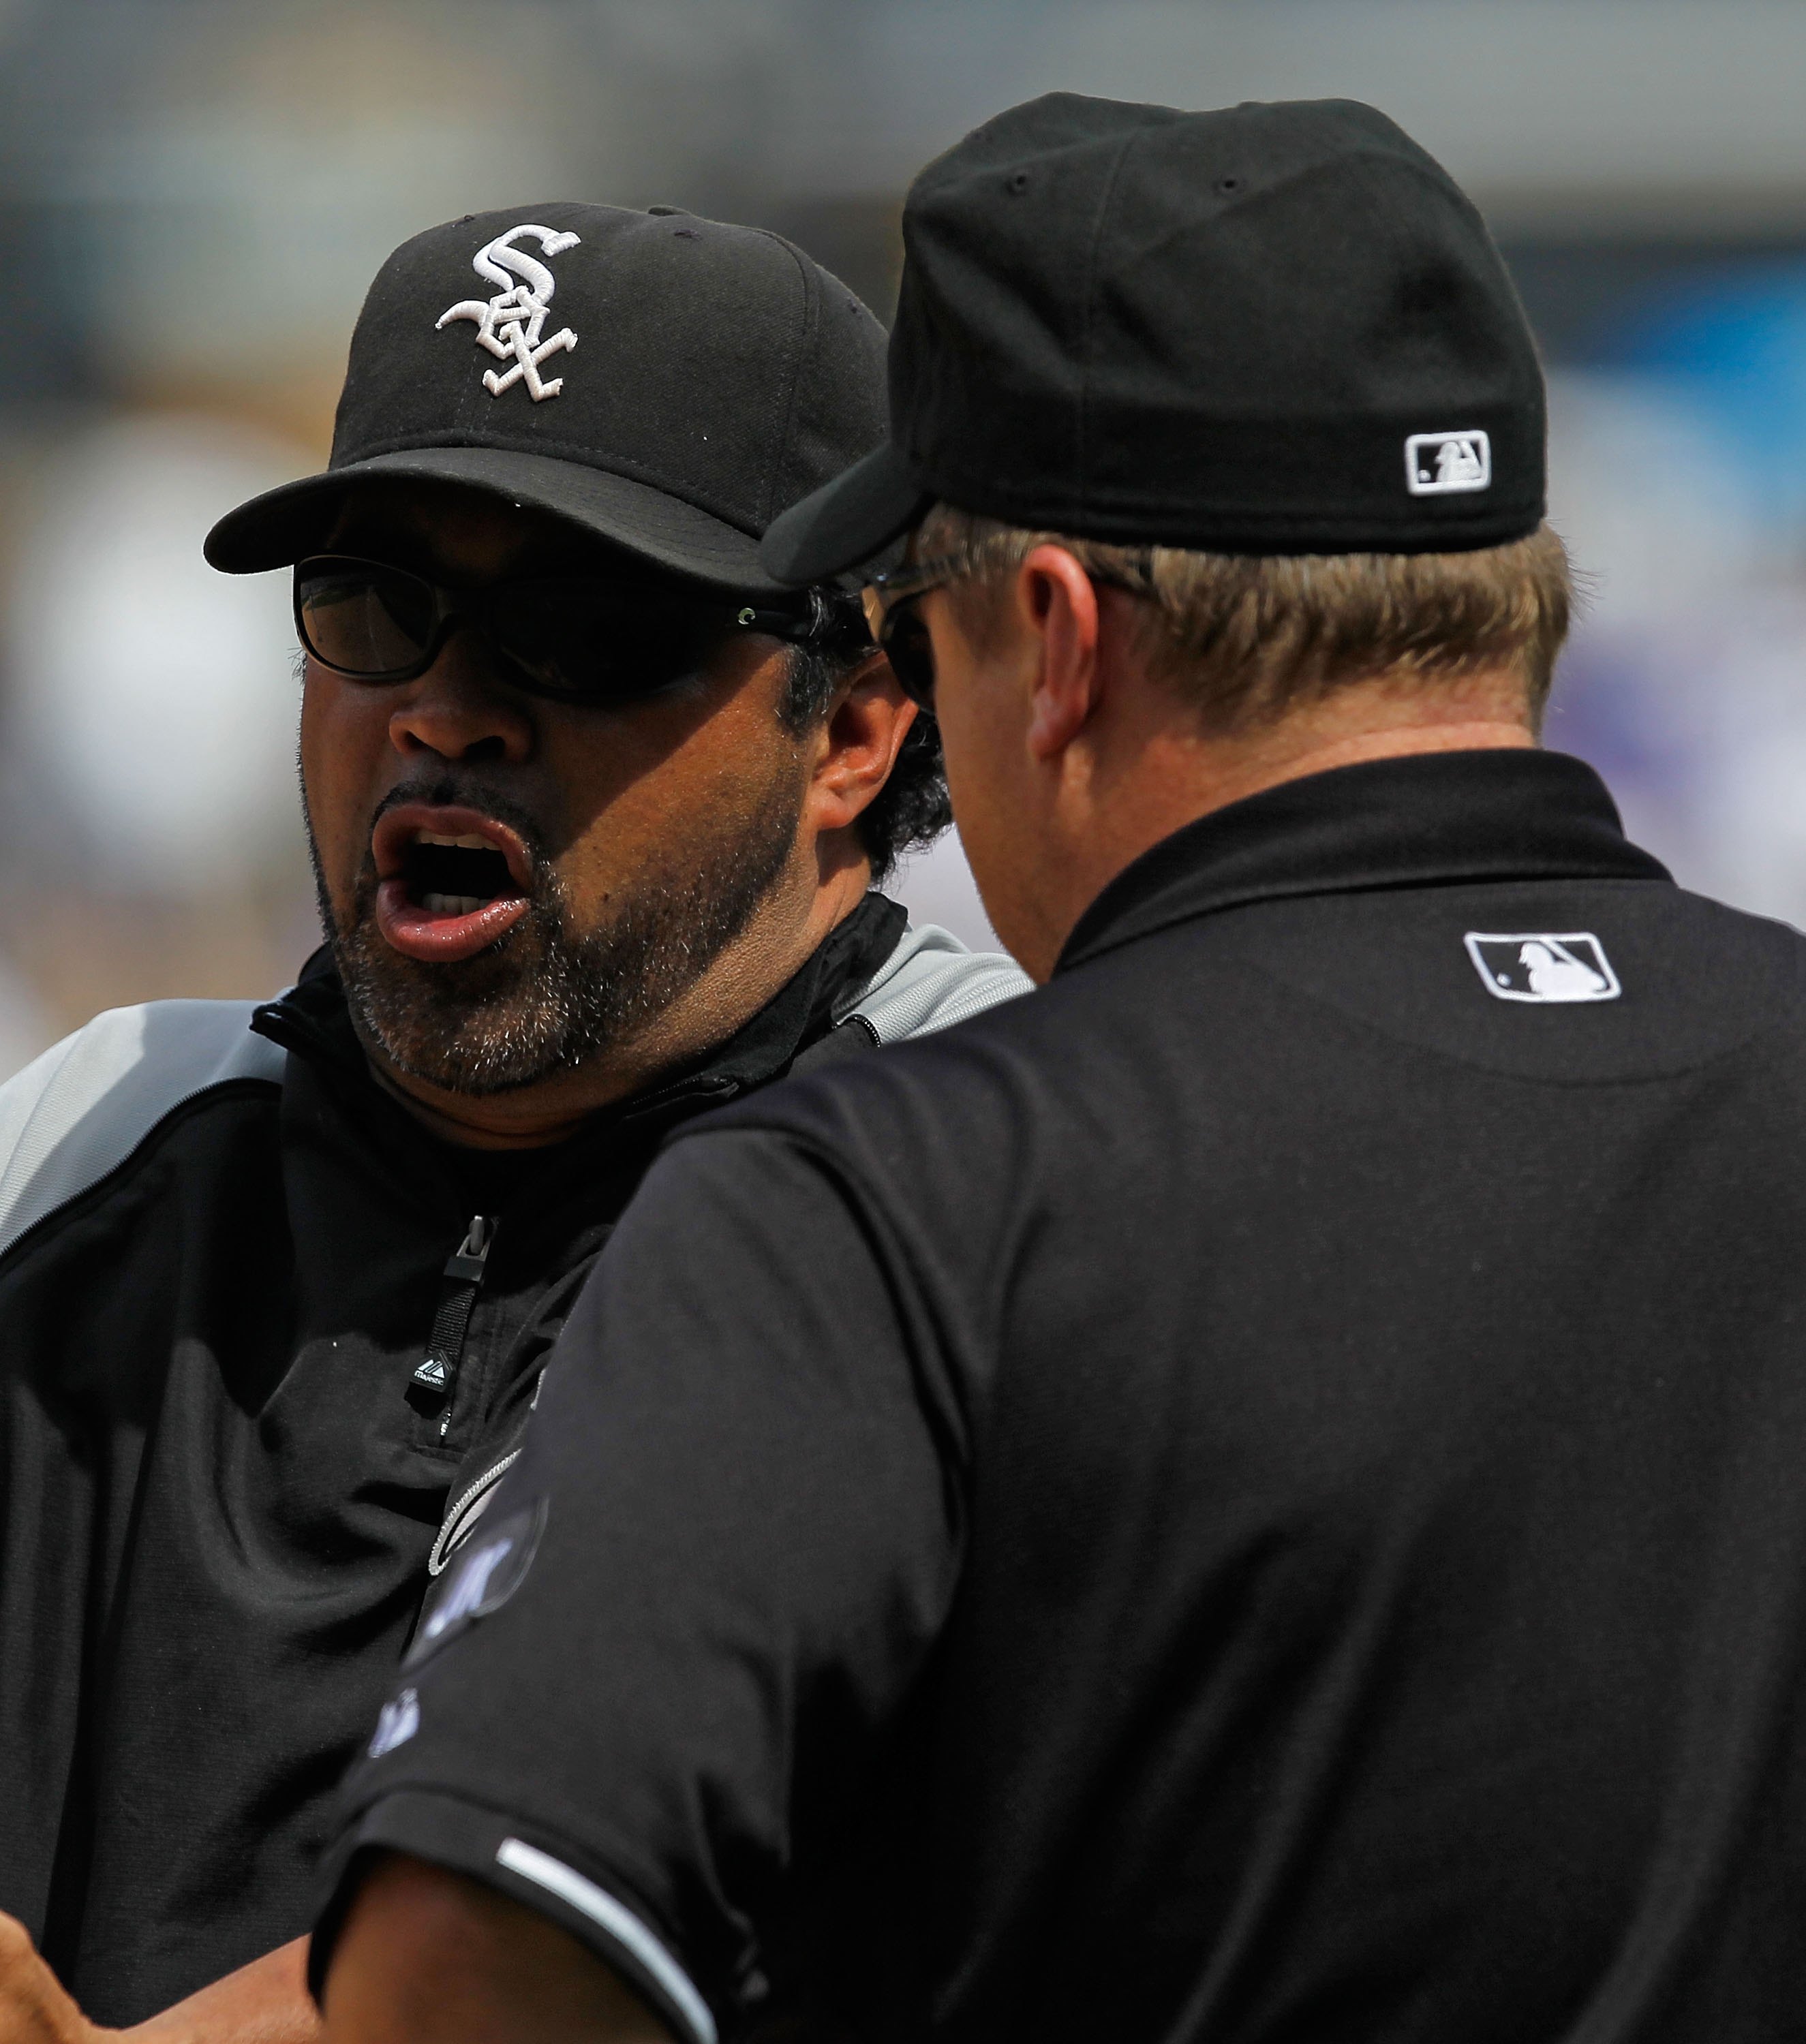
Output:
[
  {"xmin": 0, "ymin": 1077, "xmax": 284, "ymax": 1281},
  {"xmin": 656, "ymin": 1117, "xmax": 981, "ymax": 1480},
  {"xmin": 1216, "ymin": 943, "xmax": 1806, "ymax": 1092},
  {"xmin": 1058, "ymin": 869, "xmax": 1678, "ymax": 978}
]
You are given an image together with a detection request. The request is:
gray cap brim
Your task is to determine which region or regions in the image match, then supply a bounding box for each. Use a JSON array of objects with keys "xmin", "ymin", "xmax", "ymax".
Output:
[
  {"xmin": 205, "ymin": 446, "xmax": 793, "ymax": 594},
  {"xmin": 759, "ymin": 442, "xmax": 934, "ymax": 587}
]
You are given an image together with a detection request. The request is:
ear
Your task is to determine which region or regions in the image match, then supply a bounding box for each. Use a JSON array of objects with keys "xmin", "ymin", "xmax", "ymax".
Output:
[
  {"xmin": 1016, "ymin": 546, "xmax": 1102, "ymax": 762},
  {"xmin": 807, "ymin": 650, "xmax": 919, "ymax": 835}
]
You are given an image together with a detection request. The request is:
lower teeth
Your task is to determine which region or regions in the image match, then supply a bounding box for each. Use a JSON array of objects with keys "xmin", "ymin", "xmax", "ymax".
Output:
[{"xmin": 421, "ymin": 893, "xmax": 489, "ymax": 915}]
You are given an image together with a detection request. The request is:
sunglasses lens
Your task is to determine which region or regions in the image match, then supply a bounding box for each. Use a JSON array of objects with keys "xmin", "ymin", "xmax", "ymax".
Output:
[
  {"xmin": 883, "ymin": 601, "xmax": 937, "ymax": 710},
  {"xmin": 480, "ymin": 583, "xmax": 711, "ymax": 705},
  {"xmin": 296, "ymin": 560, "xmax": 435, "ymax": 679},
  {"xmin": 294, "ymin": 558, "xmax": 731, "ymax": 705}
]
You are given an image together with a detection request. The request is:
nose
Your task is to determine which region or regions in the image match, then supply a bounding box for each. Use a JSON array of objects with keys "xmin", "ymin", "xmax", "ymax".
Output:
[{"xmin": 387, "ymin": 629, "xmax": 535, "ymax": 765}]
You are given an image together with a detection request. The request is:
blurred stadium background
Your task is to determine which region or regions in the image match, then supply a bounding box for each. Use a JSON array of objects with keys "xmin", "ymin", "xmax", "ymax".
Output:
[{"xmin": 0, "ymin": 0, "xmax": 1800, "ymax": 1074}]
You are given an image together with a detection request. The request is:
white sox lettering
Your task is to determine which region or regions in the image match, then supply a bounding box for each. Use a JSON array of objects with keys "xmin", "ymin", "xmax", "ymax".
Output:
[{"xmin": 437, "ymin": 223, "xmax": 582, "ymax": 401}]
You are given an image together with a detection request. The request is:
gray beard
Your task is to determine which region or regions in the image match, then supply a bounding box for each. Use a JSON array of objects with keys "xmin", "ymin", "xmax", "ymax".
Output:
[{"xmin": 309, "ymin": 780, "xmax": 800, "ymax": 1098}]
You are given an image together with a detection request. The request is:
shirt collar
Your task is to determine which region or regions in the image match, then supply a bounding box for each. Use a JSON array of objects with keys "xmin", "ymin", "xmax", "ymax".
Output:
[{"xmin": 1057, "ymin": 749, "xmax": 1670, "ymax": 976}]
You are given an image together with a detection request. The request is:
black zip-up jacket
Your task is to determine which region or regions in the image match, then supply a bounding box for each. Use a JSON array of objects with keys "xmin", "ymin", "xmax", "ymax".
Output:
[{"xmin": 0, "ymin": 893, "xmax": 1026, "ymax": 2024}]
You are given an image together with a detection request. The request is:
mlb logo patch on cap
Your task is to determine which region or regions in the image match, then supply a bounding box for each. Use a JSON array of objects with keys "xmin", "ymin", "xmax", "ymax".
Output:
[
  {"xmin": 1465, "ymin": 932, "xmax": 1620, "ymax": 1004},
  {"xmin": 1406, "ymin": 430, "xmax": 1491, "ymax": 496}
]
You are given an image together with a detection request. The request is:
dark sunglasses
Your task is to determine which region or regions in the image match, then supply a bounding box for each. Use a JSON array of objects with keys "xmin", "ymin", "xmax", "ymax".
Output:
[
  {"xmin": 294, "ymin": 554, "xmax": 821, "ymax": 708},
  {"xmin": 861, "ymin": 554, "xmax": 965, "ymax": 712},
  {"xmin": 863, "ymin": 548, "xmax": 1154, "ymax": 711}
]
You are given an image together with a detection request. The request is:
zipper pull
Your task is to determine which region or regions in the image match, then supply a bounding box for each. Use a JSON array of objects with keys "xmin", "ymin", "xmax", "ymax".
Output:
[{"xmin": 411, "ymin": 1215, "xmax": 495, "ymax": 1436}]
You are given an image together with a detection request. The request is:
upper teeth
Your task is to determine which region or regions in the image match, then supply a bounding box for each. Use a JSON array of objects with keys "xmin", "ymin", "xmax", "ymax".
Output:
[{"xmin": 416, "ymin": 831, "xmax": 495, "ymax": 850}]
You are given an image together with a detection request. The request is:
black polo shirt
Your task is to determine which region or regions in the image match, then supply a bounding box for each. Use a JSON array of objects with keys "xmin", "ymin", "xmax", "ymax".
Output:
[{"xmin": 320, "ymin": 749, "xmax": 1806, "ymax": 2044}]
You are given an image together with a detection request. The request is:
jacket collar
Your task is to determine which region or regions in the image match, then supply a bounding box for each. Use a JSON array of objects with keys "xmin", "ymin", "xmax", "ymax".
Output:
[{"xmin": 1058, "ymin": 749, "xmax": 1670, "ymax": 976}]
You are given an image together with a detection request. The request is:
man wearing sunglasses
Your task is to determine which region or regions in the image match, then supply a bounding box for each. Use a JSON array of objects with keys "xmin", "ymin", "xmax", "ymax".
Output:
[
  {"xmin": 316, "ymin": 99, "xmax": 1806, "ymax": 2044},
  {"xmin": 0, "ymin": 204, "xmax": 1024, "ymax": 2043}
]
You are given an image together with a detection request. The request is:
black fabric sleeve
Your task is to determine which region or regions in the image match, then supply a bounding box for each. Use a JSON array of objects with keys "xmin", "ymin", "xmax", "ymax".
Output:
[{"xmin": 312, "ymin": 1124, "xmax": 968, "ymax": 2041}]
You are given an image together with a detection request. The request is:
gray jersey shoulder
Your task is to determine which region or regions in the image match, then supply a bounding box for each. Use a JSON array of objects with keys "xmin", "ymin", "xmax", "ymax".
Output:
[
  {"xmin": 839, "ymin": 923, "xmax": 1030, "ymax": 1043},
  {"xmin": 0, "ymin": 1000, "xmax": 285, "ymax": 1263}
]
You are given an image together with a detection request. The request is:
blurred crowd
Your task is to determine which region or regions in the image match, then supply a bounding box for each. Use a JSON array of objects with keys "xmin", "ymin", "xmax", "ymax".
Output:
[{"xmin": 0, "ymin": 0, "xmax": 1802, "ymax": 1077}]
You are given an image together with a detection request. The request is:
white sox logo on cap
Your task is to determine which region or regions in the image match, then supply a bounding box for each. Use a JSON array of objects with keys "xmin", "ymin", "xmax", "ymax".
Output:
[{"xmin": 437, "ymin": 223, "xmax": 582, "ymax": 402}]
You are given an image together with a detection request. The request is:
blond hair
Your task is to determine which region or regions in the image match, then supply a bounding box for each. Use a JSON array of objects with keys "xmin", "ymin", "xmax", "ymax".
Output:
[{"xmin": 915, "ymin": 505, "xmax": 1574, "ymax": 734}]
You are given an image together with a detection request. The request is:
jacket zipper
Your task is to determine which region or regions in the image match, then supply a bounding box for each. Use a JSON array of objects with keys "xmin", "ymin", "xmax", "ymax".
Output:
[
  {"xmin": 427, "ymin": 1447, "xmax": 525, "ymax": 1576},
  {"xmin": 410, "ymin": 1214, "xmax": 496, "ymax": 1438}
]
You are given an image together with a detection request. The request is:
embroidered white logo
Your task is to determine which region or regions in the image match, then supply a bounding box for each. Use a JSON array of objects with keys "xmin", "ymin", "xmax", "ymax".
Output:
[
  {"xmin": 1465, "ymin": 931, "xmax": 1621, "ymax": 1004},
  {"xmin": 369, "ymin": 1688, "xmax": 420, "ymax": 1759},
  {"xmin": 437, "ymin": 224, "xmax": 582, "ymax": 401},
  {"xmin": 420, "ymin": 1532, "xmax": 517, "ymax": 1647},
  {"xmin": 1405, "ymin": 429, "xmax": 1491, "ymax": 496},
  {"xmin": 404, "ymin": 1498, "xmax": 547, "ymax": 1673}
]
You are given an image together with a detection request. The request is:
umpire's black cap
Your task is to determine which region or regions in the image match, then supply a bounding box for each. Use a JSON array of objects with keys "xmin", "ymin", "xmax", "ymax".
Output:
[
  {"xmin": 207, "ymin": 204, "xmax": 887, "ymax": 595},
  {"xmin": 763, "ymin": 93, "xmax": 1546, "ymax": 584}
]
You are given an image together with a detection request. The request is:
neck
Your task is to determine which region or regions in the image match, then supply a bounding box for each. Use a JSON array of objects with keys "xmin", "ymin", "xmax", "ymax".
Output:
[
  {"xmin": 1024, "ymin": 676, "xmax": 1535, "ymax": 980},
  {"xmin": 1171, "ymin": 711, "xmax": 1536, "ymax": 819},
  {"xmin": 361, "ymin": 854, "xmax": 872, "ymax": 1150}
]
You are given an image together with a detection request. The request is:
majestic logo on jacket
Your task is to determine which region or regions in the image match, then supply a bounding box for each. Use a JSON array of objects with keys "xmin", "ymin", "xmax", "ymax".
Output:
[
  {"xmin": 437, "ymin": 224, "xmax": 582, "ymax": 402},
  {"xmin": 1465, "ymin": 931, "xmax": 1620, "ymax": 1004}
]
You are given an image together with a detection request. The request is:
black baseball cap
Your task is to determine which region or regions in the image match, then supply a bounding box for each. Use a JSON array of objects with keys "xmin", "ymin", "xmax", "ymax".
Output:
[
  {"xmin": 207, "ymin": 203, "xmax": 887, "ymax": 594},
  {"xmin": 763, "ymin": 94, "xmax": 1546, "ymax": 585}
]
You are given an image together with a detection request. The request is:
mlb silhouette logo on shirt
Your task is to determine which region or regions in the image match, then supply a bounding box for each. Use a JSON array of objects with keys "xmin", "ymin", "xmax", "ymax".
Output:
[{"xmin": 1464, "ymin": 931, "xmax": 1621, "ymax": 1004}]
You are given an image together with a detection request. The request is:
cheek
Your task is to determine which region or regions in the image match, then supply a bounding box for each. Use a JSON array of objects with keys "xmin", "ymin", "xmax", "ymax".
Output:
[
  {"xmin": 938, "ymin": 708, "xmax": 1015, "ymax": 920},
  {"xmin": 923, "ymin": 622, "xmax": 1041, "ymax": 944},
  {"xmin": 924, "ymin": 603, "xmax": 1011, "ymax": 807},
  {"xmin": 299, "ymin": 674, "xmax": 395, "ymax": 886},
  {"xmin": 548, "ymin": 677, "xmax": 806, "ymax": 913},
  {"xmin": 933, "ymin": 663, "xmax": 1020, "ymax": 866}
]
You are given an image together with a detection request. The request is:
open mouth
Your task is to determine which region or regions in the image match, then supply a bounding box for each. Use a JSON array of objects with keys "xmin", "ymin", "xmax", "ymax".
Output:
[
  {"xmin": 405, "ymin": 834, "xmax": 517, "ymax": 916},
  {"xmin": 370, "ymin": 804, "xmax": 534, "ymax": 964}
]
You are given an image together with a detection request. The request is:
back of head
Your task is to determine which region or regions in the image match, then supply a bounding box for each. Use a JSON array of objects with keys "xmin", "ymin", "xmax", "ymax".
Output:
[{"xmin": 766, "ymin": 93, "xmax": 1568, "ymax": 726}]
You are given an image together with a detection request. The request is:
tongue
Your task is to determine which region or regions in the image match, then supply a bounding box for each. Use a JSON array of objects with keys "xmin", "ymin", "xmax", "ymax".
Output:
[{"xmin": 377, "ymin": 878, "xmax": 529, "ymax": 964}]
